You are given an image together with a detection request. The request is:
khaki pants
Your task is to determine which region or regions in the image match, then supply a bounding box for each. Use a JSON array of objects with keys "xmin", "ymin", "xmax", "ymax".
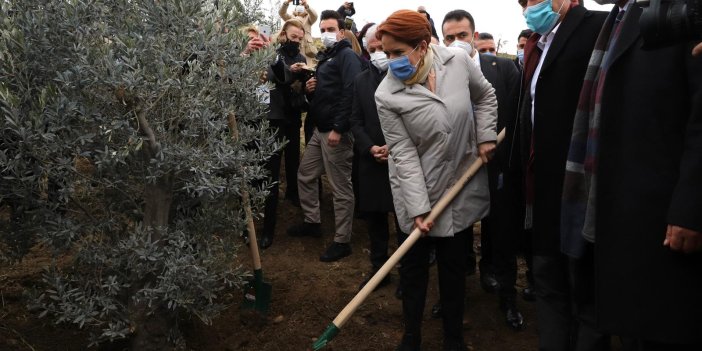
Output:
[{"xmin": 297, "ymin": 128, "xmax": 354, "ymax": 243}]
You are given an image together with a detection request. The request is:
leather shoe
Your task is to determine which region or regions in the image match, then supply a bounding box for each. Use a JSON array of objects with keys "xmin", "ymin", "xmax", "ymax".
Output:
[
  {"xmin": 480, "ymin": 271, "xmax": 500, "ymax": 294},
  {"xmin": 259, "ymin": 234, "xmax": 273, "ymax": 249},
  {"xmin": 358, "ymin": 271, "xmax": 391, "ymax": 291},
  {"xmin": 522, "ymin": 285, "xmax": 536, "ymax": 302},
  {"xmin": 319, "ymin": 242, "xmax": 351, "ymax": 262},
  {"xmin": 500, "ymin": 299, "xmax": 524, "ymax": 330},
  {"xmin": 286, "ymin": 222, "xmax": 322, "ymax": 238},
  {"xmin": 431, "ymin": 301, "xmax": 442, "ymax": 319}
]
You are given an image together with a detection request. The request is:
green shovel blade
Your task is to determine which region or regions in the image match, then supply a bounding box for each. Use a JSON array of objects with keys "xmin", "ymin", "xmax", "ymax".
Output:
[
  {"xmin": 242, "ymin": 269, "xmax": 272, "ymax": 313},
  {"xmin": 312, "ymin": 323, "xmax": 340, "ymax": 350}
]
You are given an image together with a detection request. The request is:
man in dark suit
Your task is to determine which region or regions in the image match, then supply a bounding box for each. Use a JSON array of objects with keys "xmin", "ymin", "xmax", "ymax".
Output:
[
  {"xmin": 513, "ymin": 0, "xmax": 607, "ymax": 349},
  {"xmin": 561, "ymin": 1, "xmax": 702, "ymax": 349},
  {"xmin": 349, "ymin": 24, "xmax": 396, "ymax": 291},
  {"xmin": 441, "ymin": 9, "xmax": 524, "ymax": 330}
]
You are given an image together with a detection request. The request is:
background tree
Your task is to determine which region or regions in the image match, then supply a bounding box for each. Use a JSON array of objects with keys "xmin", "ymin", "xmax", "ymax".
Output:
[{"xmin": 0, "ymin": 0, "xmax": 279, "ymax": 348}]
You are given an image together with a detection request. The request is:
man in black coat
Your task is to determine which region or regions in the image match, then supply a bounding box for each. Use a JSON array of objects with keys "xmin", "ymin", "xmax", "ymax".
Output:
[
  {"xmin": 566, "ymin": 1, "xmax": 702, "ymax": 349},
  {"xmin": 288, "ymin": 10, "xmax": 362, "ymax": 263},
  {"xmin": 349, "ymin": 24, "xmax": 395, "ymax": 290},
  {"xmin": 514, "ymin": 0, "xmax": 607, "ymax": 349},
  {"xmin": 441, "ymin": 9, "xmax": 524, "ymax": 330}
]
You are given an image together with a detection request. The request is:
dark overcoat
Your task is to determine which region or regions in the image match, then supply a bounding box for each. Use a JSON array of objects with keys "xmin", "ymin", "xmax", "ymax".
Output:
[
  {"xmin": 513, "ymin": 6, "xmax": 608, "ymax": 255},
  {"xmin": 594, "ymin": 4, "xmax": 702, "ymax": 344},
  {"xmin": 349, "ymin": 65, "xmax": 394, "ymax": 213}
]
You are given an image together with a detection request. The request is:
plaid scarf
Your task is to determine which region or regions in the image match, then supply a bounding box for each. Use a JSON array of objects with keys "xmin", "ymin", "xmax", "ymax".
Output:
[{"xmin": 560, "ymin": 5, "xmax": 630, "ymax": 258}]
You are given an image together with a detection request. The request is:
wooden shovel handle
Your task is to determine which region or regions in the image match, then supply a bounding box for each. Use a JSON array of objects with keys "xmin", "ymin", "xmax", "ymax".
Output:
[
  {"xmin": 331, "ymin": 128, "xmax": 506, "ymax": 328},
  {"xmin": 228, "ymin": 112, "xmax": 262, "ymax": 271}
]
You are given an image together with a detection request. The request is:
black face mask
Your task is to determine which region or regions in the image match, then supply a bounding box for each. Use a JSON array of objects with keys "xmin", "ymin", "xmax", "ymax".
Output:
[{"xmin": 281, "ymin": 40, "xmax": 300, "ymax": 56}]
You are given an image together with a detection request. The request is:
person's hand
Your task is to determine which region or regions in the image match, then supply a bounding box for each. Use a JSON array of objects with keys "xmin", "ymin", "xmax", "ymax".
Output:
[
  {"xmin": 664, "ymin": 225, "xmax": 702, "ymax": 253},
  {"xmin": 244, "ymin": 37, "xmax": 266, "ymax": 55},
  {"xmin": 301, "ymin": 0, "xmax": 308, "ymax": 6},
  {"xmin": 693, "ymin": 42, "xmax": 702, "ymax": 57},
  {"xmin": 478, "ymin": 141, "xmax": 496, "ymax": 163},
  {"xmin": 370, "ymin": 145, "xmax": 388, "ymax": 163},
  {"xmin": 413, "ymin": 214, "xmax": 433, "ymax": 236},
  {"xmin": 259, "ymin": 70, "xmax": 268, "ymax": 83},
  {"xmin": 290, "ymin": 62, "xmax": 305, "ymax": 73},
  {"xmin": 327, "ymin": 130, "xmax": 341, "ymax": 147},
  {"xmin": 305, "ymin": 77, "xmax": 317, "ymax": 93}
]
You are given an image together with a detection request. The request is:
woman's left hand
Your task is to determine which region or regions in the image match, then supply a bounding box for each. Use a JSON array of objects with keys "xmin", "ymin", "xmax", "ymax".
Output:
[{"xmin": 478, "ymin": 142, "xmax": 496, "ymax": 164}]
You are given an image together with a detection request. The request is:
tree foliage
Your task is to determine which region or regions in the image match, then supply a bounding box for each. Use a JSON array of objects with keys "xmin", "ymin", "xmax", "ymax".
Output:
[{"xmin": 0, "ymin": 0, "xmax": 279, "ymax": 346}]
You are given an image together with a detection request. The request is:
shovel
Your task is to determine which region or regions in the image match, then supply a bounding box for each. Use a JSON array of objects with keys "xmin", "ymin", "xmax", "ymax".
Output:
[
  {"xmin": 312, "ymin": 128, "xmax": 506, "ymax": 350},
  {"xmin": 228, "ymin": 112, "xmax": 272, "ymax": 314}
]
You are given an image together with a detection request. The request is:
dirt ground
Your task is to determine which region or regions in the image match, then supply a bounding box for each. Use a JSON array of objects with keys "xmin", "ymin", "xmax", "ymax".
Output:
[{"xmin": 0, "ymin": 176, "xmax": 539, "ymax": 351}]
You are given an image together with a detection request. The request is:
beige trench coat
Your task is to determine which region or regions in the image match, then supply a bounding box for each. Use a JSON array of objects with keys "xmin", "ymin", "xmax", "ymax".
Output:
[
  {"xmin": 279, "ymin": 2, "xmax": 318, "ymax": 66},
  {"xmin": 374, "ymin": 44, "xmax": 498, "ymax": 237}
]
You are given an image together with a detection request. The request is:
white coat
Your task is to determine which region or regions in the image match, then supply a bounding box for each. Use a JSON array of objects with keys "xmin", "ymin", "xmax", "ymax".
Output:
[{"xmin": 374, "ymin": 44, "xmax": 498, "ymax": 237}]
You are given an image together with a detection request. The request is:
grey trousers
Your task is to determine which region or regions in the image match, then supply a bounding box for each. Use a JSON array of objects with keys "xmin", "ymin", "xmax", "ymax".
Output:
[{"xmin": 297, "ymin": 128, "xmax": 354, "ymax": 243}]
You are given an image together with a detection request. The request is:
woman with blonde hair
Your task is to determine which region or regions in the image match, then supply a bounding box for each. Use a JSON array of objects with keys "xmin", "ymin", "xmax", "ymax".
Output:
[
  {"xmin": 259, "ymin": 18, "xmax": 309, "ymax": 248},
  {"xmin": 374, "ymin": 9, "xmax": 498, "ymax": 351},
  {"xmin": 279, "ymin": 0, "xmax": 318, "ymax": 66}
]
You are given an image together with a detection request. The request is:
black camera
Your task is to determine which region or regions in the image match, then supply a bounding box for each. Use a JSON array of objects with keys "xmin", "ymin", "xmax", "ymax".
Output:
[
  {"xmin": 638, "ymin": 0, "xmax": 702, "ymax": 48},
  {"xmin": 293, "ymin": 0, "xmax": 300, "ymax": 5}
]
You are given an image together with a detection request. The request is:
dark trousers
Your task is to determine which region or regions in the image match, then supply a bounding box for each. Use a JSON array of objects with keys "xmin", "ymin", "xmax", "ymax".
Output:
[
  {"xmin": 533, "ymin": 248, "xmax": 609, "ymax": 351},
  {"xmin": 262, "ymin": 118, "xmax": 301, "ymax": 238},
  {"xmin": 399, "ymin": 227, "xmax": 469, "ymax": 347},
  {"xmin": 490, "ymin": 170, "xmax": 525, "ymax": 300},
  {"xmin": 366, "ymin": 212, "xmax": 390, "ymax": 270}
]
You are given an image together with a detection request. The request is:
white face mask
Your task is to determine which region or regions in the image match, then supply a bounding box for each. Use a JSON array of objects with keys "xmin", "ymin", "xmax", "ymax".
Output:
[
  {"xmin": 370, "ymin": 51, "xmax": 389, "ymax": 72},
  {"xmin": 449, "ymin": 39, "xmax": 474, "ymax": 57},
  {"xmin": 321, "ymin": 31, "xmax": 338, "ymax": 48}
]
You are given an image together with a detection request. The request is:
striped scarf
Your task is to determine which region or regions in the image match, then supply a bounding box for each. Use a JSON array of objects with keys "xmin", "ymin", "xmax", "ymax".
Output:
[{"xmin": 560, "ymin": 5, "xmax": 630, "ymax": 258}]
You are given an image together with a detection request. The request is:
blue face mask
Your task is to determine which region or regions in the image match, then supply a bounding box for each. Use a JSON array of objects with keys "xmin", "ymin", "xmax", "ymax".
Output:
[
  {"xmin": 517, "ymin": 49, "xmax": 525, "ymax": 63},
  {"xmin": 389, "ymin": 45, "xmax": 420, "ymax": 81},
  {"xmin": 524, "ymin": 0, "xmax": 565, "ymax": 36}
]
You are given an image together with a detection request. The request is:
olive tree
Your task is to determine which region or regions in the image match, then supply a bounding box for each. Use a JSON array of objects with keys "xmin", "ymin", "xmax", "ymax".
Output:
[{"xmin": 0, "ymin": 0, "xmax": 279, "ymax": 348}]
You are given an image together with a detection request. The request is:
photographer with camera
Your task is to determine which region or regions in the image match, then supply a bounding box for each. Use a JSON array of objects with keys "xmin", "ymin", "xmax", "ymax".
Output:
[
  {"xmin": 279, "ymin": 0, "xmax": 318, "ymax": 67},
  {"xmin": 561, "ymin": 0, "xmax": 702, "ymax": 349}
]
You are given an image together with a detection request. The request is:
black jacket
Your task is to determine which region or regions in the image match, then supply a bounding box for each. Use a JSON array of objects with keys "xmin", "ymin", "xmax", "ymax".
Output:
[
  {"xmin": 268, "ymin": 45, "xmax": 307, "ymax": 121},
  {"xmin": 513, "ymin": 6, "xmax": 608, "ymax": 255},
  {"xmin": 478, "ymin": 53, "xmax": 521, "ymax": 172},
  {"xmin": 307, "ymin": 39, "xmax": 362, "ymax": 134},
  {"xmin": 593, "ymin": 4, "xmax": 702, "ymax": 344},
  {"xmin": 350, "ymin": 65, "xmax": 393, "ymax": 213}
]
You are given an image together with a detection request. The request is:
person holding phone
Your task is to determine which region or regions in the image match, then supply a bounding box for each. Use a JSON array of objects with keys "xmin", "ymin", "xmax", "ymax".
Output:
[
  {"xmin": 257, "ymin": 19, "xmax": 310, "ymax": 249},
  {"xmin": 279, "ymin": 0, "xmax": 319, "ymax": 66}
]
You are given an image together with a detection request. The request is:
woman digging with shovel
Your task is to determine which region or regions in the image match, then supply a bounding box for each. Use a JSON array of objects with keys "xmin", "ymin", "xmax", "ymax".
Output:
[{"xmin": 372, "ymin": 10, "xmax": 498, "ymax": 351}]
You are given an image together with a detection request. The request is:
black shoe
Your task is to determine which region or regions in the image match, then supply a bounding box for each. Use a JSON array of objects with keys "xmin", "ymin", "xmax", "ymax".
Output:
[
  {"xmin": 431, "ymin": 301, "xmax": 442, "ymax": 319},
  {"xmin": 480, "ymin": 271, "xmax": 500, "ymax": 294},
  {"xmin": 396, "ymin": 334, "xmax": 421, "ymax": 351},
  {"xmin": 500, "ymin": 298, "xmax": 524, "ymax": 330},
  {"xmin": 319, "ymin": 242, "xmax": 351, "ymax": 262},
  {"xmin": 522, "ymin": 285, "xmax": 536, "ymax": 302},
  {"xmin": 358, "ymin": 270, "xmax": 391, "ymax": 291},
  {"xmin": 286, "ymin": 222, "xmax": 322, "ymax": 238},
  {"xmin": 395, "ymin": 284, "xmax": 403, "ymax": 300},
  {"xmin": 259, "ymin": 234, "xmax": 273, "ymax": 249}
]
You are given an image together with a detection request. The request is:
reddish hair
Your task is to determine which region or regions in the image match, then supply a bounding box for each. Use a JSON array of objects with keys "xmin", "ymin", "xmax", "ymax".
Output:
[{"xmin": 376, "ymin": 10, "xmax": 431, "ymax": 48}]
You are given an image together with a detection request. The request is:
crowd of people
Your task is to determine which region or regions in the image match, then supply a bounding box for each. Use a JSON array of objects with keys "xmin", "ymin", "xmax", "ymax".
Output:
[{"xmin": 242, "ymin": 0, "xmax": 702, "ymax": 350}]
